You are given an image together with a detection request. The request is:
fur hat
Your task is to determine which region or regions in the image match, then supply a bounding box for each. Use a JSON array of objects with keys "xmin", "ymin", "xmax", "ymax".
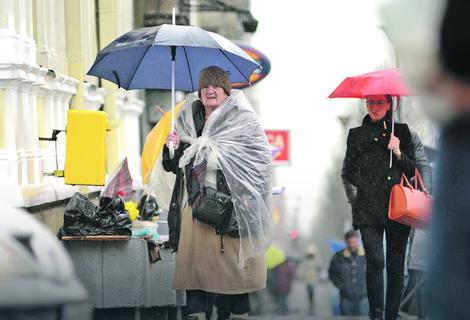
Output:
[
  {"xmin": 440, "ymin": 0, "xmax": 470, "ymax": 82},
  {"xmin": 198, "ymin": 66, "xmax": 231, "ymax": 97}
]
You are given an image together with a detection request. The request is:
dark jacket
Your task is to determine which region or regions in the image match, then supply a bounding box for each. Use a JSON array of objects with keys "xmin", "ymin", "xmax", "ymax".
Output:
[
  {"xmin": 328, "ymin": 247, "xmax": 367, "ymax": 302},
  {"xmin": 343, "ymin": 114, "xmax": 415, "ymax": 228},
  {"xmin": 162, "ymin": 101, "xmax": 234, "ymax": 251}
]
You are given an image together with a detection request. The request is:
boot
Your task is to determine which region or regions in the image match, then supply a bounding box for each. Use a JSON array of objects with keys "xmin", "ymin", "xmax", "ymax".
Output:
[
  {"xmin": 187, "ymin": 312, "xmax": 206, "ymax": 320},
  {"xmin": 230, "ymin": 312, "xmax": 248, "ymax": 320},
  {"xmin": 370, "ymin": 308, "xmax": 384, "ymax": 320}
]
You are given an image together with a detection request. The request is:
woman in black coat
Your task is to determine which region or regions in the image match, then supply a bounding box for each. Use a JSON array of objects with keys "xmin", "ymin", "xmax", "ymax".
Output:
[{"xmin": 342, "ymin": 94, "xmax": 415, "ymax": 320}]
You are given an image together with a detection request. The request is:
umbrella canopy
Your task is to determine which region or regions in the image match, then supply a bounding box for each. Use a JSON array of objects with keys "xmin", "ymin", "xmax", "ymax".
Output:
[
  {"xmin": 101, "ymin": 158, "xmax": 133, "ymax": 201},
  {"xmin": 141, "ymin": 101, "xmax": 184, "ymax": 184},
  {"xmin": 87, "ymin": 24, "xmax": 260, "ymax": 91},
  {"xmin": 328, "ymin": 68, "xmax": 412, "ymax": 98},
  {"xmin": 266, "ymin": 244, "xmax": 286, "ymax": 270}
]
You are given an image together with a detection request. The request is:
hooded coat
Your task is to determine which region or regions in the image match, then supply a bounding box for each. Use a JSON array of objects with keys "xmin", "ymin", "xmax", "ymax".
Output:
[{"xmin": 343, "ymin": 113, "xmax": 416, "ymax": 228}]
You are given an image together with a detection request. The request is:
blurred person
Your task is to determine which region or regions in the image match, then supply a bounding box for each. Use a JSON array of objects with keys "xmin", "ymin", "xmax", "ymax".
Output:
[
  {"xmin": 163, "ymin": 66, "xmax": 273, "ymax": 320},
  {"xmin": 424, "ymin": 0, "xmax": 470, "ymax": 318},
  {"xmin": 328, "ymin": 230, "xmax": 368, "ymax": 316},
  {"xmin": 400, "ymin": 229, "xmax": 431, "ymax": 320},
  {"xmin": 342, "ymin": 95, "xmax": 416, "ymax": 320},
  {"xmin": 273, "ymin": 258, "xmax": 296, "ymax": 315},
  {"xmin": 297, "ymin": 245, "xmax": 322, "ymax": 315},
  {"xmin": 400, "ymin": 142, "xmax": 432, "ymax": 320}
]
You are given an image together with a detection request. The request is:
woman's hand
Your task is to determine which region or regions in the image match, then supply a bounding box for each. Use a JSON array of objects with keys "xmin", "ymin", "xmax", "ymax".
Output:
[
  {"xmin": 166, "ymin": 131, "xmax": 180, "ymax": 150},
  {"xmin": 388, "ymin": 135, "xmax": 401, "ymax": 159}
]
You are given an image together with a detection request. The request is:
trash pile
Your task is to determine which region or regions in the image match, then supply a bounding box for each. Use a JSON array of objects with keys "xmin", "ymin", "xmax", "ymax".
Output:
[{"xmin": 57, "ymin": 192, "xmax": 132, "ymax": 238}]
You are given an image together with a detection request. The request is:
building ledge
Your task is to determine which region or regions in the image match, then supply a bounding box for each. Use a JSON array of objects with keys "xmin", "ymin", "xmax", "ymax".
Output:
[{"xmin": 19, "ymin": 179, "xmax": 102, "ymax": 209}]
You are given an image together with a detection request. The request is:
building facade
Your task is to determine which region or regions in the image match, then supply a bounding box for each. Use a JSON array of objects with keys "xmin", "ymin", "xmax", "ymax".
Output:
[{"xmin": 0, "ymin": 0, "xmax": 144, "ymax": 229}]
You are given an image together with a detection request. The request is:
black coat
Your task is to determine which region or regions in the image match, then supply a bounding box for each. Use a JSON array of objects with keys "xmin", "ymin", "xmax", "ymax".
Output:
[
  {"xmin": 343, "ymin": 114, "xmax": 415, "ymax": 228},
  {"xmin": 162, "ymin": 101, "xmax": 233, "ymax": 251}
]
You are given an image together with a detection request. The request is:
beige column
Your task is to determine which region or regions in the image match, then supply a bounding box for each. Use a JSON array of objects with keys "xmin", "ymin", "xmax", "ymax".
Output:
[
  {"xmin": 98, "ymin": 0, "xmax": 121, "ymax": 173},
  {"xmin": 64, "ymin": 0, "xmax": 87, "ymax": 108}
]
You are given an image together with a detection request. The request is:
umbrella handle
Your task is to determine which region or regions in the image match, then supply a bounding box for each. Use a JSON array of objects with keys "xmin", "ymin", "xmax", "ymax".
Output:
[{"xmin": 169, "ymin": 140, "xmax": 175, "ymax": 159}]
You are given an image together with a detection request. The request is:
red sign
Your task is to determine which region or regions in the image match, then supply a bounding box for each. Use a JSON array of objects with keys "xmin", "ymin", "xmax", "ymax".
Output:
[{"xmin": 265, "ymin": 130, "xmax": 290, "ymax": 165}]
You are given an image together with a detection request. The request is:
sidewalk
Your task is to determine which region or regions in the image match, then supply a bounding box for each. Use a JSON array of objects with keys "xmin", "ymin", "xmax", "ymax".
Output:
[{"xmin": 250, "ymin": 279, "xmax": 370, "ymax": 320}]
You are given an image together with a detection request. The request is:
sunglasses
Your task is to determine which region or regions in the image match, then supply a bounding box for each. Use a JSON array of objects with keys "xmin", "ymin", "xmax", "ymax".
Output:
[{"xmin": 366, "ymin": 100, "xmax": 387, "ymax": 106}]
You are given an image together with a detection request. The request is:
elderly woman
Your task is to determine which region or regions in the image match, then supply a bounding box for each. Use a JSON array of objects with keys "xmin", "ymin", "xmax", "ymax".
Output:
[
  {"xmin": 342, "ymin": 94, "xmax": 415, "ymax": 320},
  {"xmin": 163, "ymin": 66, "xmax": 273, "ymax": 320}
]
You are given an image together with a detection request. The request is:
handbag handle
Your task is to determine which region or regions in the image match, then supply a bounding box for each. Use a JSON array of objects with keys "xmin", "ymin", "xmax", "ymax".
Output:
[
  {"xmin": 400, "ymin": 168, "xmax": 429, "ymax": 196},
  {"xmin": 413, "ymin": 168, "xmax": 430, "ymax": 195}
]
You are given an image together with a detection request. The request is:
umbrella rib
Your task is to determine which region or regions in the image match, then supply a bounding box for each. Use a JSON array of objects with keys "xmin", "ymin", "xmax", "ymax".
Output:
[
  {"xmin": 219, "ymin": 49, "xmax": 251, "ymax": 83},
  {"xmin": 127, "ymin": 45, "xmax": 153, "ymax": 89},
  {"xmin": 182, "ymin": 46, "xmax": 195, "ymax": 92}
]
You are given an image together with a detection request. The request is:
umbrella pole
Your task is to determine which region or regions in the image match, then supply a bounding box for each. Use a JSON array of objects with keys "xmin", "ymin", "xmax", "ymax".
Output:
[
  {"xmin": 389, "ymin": 96, "xmax": 397, "ymax": 168},
  {"xmin": 169, "ymin": 7, "xmax": 176, "ymax": 159}
]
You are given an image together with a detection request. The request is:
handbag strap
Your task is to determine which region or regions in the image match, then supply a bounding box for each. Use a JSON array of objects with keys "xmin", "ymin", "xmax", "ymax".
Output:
[
  {"xmin": 414, "ymin": 168, "xmax": 430, "ymax": 195},
  {"xmin": 401, "ymin": 173, "xmax": 412, "ymax": 188}
]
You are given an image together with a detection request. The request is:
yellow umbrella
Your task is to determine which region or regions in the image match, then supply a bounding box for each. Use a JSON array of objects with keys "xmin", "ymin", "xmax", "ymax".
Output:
[
  {"xmin": 141, "ymin": 101, "xmax": 184, "ymax": 184},
  {"xmin": 265, "ymin": 244, "xmax": 286, "ymax": 270}
]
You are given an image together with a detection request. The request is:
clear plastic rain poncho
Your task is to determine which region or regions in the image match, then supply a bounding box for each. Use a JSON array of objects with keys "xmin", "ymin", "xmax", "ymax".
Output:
[{"xmin": 163, "ymin": 89, "xmax": 273, "ymax": 266}]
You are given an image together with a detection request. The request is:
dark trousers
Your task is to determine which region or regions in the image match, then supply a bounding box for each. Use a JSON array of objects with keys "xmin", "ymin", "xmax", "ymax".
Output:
[
  {"xmin": 186, "ymin": 290, "xmax": 250, "ymax": 319},
  {"xmin": 214, "ymin": 293, "xmax": 250, "ymax": 319},
  {"xmin": 401, "ymin": 269, "xmax": 427, "ymax": 318},
  {"xmin": 360, "ymin": 226, "xmax": 410, "ymax": 320},
  {"xmin": 340, "ymin": 296, "xmax": 369, "ymax": 316},
  {"xmin": 185, "ymin": 290, "xmax": 216, "ymax": 318}
]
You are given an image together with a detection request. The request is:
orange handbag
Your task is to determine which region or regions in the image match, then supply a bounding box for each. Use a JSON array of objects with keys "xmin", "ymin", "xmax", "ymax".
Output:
[{"xmin": 388, "ymin": 168, "xmax": 433, "ymax": 229}]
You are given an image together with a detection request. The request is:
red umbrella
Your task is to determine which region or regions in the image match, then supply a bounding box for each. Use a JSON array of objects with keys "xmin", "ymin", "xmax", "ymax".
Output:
[
  {"xmin": 329, "ymin": 68, "xmax": 413, "ymax": 168},
  {"xmin": 328, "ymin": 68, "xmax": 412, "ymax": 98},
  {"xmin": 101, "ymin": 158, "xmax": 133, "ymax": 201}
]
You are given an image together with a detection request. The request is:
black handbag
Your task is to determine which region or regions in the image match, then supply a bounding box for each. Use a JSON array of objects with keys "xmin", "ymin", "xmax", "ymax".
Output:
[
  {"xmin": 192, "ymin": 186, "xmax": 233, "ymax": 228},
  {"xmin": 189, "ymin": 160, "xmax": 233, "ymax": 228}
]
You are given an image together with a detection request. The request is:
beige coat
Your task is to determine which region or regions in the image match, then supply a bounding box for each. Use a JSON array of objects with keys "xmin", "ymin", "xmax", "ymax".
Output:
[{"xmin": 173, "ymin": 204, "xmax": 266, "ymax": 294}]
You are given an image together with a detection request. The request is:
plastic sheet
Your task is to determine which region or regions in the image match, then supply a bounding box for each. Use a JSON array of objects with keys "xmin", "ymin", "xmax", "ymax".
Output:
[
  {"xmin": 58, "ymin": 193, "xmax": 132, "ymax": 238},
  {"xmin": 175, "ymin": 90, "xmax": 274, "ymax": 265}
]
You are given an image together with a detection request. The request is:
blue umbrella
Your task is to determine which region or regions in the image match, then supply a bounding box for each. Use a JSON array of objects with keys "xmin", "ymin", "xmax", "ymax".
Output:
[
  {"xmin": 88, "ymin": 22, "xmax": 260, "ymax": 157},
  {"xmin": 328, "ymin": 238, "xmax": 346, "ymax": 253},
  {"xmin": 88, "ymin": 24, "xmax": 259, "ymax": 91}
]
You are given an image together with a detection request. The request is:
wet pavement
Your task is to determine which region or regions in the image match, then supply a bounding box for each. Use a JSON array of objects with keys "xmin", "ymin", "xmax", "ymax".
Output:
[{"xmin": 250, "ymin": 279, "xmax": 369, "ymax": 320}]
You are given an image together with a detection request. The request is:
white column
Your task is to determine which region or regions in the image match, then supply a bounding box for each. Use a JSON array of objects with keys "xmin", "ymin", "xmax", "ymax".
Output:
[
  {"xmin": 17, "ymin": 65, "xmax": 45, "ymax": 185},
  {"xmin": 55, "ymin": 75, "xmax": 78, "ymax": 170},
  {"xmin": 38, "ymin": 87, "xmax": 58, "ymax": 174},
  {"xmin": 117, "ymin": 94, "xmax": 144, "ymax": 188},
  {"xmin": 83, "ymin": 82, "xmax": 105, "ymax": 111},
  {"xmin": 0, "ymin": 81, "xmax": 20, "ymax": 185}
]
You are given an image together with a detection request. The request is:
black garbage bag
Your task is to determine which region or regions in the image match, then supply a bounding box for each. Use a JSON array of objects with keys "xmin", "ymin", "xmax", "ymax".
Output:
[
  {"xmin": 58, "ymin": 192, "xmax": 132, "ymax": 238},
  {"xmin": 137, "ymin": 194, "xmax": 159, "ymax": 221},
  {"xmin": 98, "ymin": 196, "xmax": 132, "ymax": 235}
]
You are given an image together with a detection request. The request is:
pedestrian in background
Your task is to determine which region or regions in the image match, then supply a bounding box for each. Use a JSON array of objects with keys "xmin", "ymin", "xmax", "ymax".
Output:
[
  {"xmin": 424, "ymin": 0, "xmax": 470, "ymax": 318},
  {"xmin": 328, "ymin": 230, "xmax": 368, "ymax": 316},
  {"xmin": 297, "ymin": 245, "xmax": 321, "ymax": 315},
  {"xmin": 273, "ymin": 258, "xmax": 296, "ymax": 315},
  {"xmin": 163, "ymin": 66, "xmax": 273, "ymax": 320},
  {"xmin": 342, "ymin": 94, "xmax": 416, "ymax": 320}
]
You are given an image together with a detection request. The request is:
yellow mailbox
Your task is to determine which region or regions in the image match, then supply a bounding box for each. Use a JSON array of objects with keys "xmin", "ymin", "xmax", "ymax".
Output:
[{"xmin": 64, "ymin": 110, "xmax": 108, "ymax": 186}]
